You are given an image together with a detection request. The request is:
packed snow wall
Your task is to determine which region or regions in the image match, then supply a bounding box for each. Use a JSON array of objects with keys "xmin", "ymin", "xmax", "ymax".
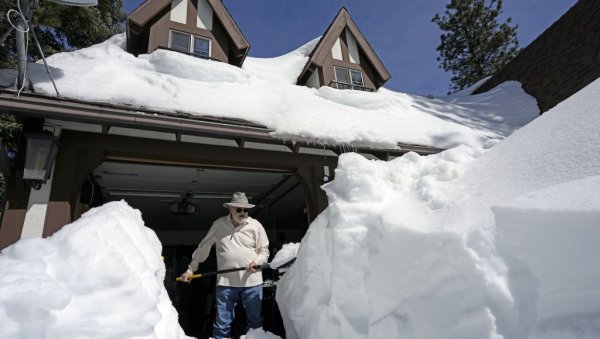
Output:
[
  {"xmin": 276, "ymin": 79, "xmax": 600, "ymax": 339},
  {"xmin": 0, "ymin": 201, "xmax": 192, "ymax": 339}
]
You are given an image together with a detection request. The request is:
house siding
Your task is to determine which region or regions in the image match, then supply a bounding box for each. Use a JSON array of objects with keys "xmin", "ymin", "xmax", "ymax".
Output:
[
  {"xmin": 297, "ymin": 9, "xmax": 388, "ymax": 90},
  {"xmin": 147, "ymin": 0, "xmax": 229, "ymax": 62},
  {"xmin": 306, "ymin": 69, "xmax": 321, "ymax": 89},
  {"xmin": 474, "ymin": 0, "xmax": 600, "ymax": 113},
  {"xmin": 0, "ymin": 209, "xmax": 26, "ymax": 249},
  {"xmin": 322, "ymin": 45, "xmax": 377, "ymax": 90}
]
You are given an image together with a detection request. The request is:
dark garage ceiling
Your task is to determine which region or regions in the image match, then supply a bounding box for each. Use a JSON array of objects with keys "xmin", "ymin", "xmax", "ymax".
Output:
[{"xmin": 91, "ymin": 161, "xmax": 309, "ymax": 235}]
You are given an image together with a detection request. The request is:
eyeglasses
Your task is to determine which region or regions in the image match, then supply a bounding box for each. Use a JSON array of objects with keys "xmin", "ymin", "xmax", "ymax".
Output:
[{"xmin": 236, "ymin": 208, "xmax": 249, "ymax": 213}]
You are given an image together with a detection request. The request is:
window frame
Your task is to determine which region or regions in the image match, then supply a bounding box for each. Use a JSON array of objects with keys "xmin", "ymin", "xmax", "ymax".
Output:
[
  {"xmin": 192, "ymin": 35, "xmax": 211, "ymax": 58},
  {"xmin": 334, "ymin": 66, "xmax": 350, "ymax": 84},
  {"xmin": 168, "ymin": 30, "xmax": 212, "ymax": 58},
  {"xmin": 350, "ymin": 69, "xmax": 364, "ymax": 87},
  {"xmin": 333, "ymin": 66, "xmax": 365, "ymax": 90},
  {"xmin": 169, "ymin": 30, "xmax": 191, "ymax": 54}
]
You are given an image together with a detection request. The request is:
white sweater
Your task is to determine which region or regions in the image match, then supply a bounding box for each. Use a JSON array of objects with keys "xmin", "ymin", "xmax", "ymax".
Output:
[{"xmin": 187, "ymin": 215, "xmax": 269, "ymax": 287}]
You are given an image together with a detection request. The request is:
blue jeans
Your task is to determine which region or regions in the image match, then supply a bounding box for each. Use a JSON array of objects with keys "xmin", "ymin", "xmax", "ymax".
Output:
[{"xmin": 213, "ymin": 285, "xmax": 263, "ymax": 339}]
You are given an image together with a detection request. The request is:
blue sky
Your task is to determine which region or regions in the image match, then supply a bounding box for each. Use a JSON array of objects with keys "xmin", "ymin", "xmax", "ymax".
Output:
[{"xmin": 124, "ymin": 0, "xmax": 577, "ymax": 96}]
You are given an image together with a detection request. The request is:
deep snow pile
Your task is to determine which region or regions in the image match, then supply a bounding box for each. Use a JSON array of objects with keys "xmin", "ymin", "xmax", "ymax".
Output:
[
  {"xmin": 276, "ymin": 78, "xmax": 600, "ymax": 338},
  {"xmin": 0, "ymin": 34, "xmax": 538, "ymax": 149},
  {"xmin": 0, "ymin": 201, "xmax": 191, "ymax": 339}
]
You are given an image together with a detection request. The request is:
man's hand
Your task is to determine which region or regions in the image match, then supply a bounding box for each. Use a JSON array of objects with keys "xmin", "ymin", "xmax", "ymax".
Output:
[
  {"xmin": 179, "ymin": 270, "xmax": 193, "ymax": 283},
  {"xmin": 246, "ymin": 261, "xmax": 257, "ymax": 272}
]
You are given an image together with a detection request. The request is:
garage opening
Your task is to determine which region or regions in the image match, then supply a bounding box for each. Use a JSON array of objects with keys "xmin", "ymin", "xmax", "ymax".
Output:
[{"xmin": 85, "ymin": 160, "xmax": 310, "ymax": 338}]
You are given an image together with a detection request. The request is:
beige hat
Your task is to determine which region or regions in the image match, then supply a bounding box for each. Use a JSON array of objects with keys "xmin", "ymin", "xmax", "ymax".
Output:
[{"xmin": 223, "ymin": 192, "xmax": 255, "ymax": 208}]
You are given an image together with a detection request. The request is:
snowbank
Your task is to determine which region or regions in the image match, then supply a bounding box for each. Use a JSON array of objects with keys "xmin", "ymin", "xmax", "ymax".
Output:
[
  {"xmin": 276, "ymin": 78, "xmax": 600, "ymax": 338},
  {"xmin": 269, "ymin": 242, "xmax": 299, "ymax": 270},
  {"xmin": 0, "ymin": 201, "xmax": 191, "ymax": 339},
  {"xmin": 0, "ymin": 34, "xmax": 538, "ymax": 149},
  {"xmin": 494, "ymin": 176, "xmax": 600, "ymax": 339}
]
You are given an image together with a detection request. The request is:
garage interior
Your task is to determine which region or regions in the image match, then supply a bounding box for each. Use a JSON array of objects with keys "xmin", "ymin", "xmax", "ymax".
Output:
[{"xmin": 87, "ymin": 160, "xmax": 309, "ymax": 338}]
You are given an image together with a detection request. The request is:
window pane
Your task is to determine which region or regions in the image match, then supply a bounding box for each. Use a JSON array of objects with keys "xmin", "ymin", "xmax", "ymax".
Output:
[
  {"xmin": 350, "ymin": 70, "xmax": 364, "ymax": 86},
  {"xmin": 193, "ymin": 37, "xmax": 210, "ymax": 57},
  {"xmin": 170, "ymin": 31, "xmax": 190, "ymax": 53},
  {"xmin": 335, "ymin": 67, "xmax": 350, "ymax": 83}
]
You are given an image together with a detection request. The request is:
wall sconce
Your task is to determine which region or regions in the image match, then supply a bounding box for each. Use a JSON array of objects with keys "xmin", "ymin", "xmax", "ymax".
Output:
[{"xmin": 23, "ymin": 132, "xmax": 60, "ymax": 190}]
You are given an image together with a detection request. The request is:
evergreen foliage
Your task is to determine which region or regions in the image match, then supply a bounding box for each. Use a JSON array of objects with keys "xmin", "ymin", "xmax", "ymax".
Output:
[
  {"xmin": 0, "ymin": 113, "xmax": 20, "ymax": 154},
  {"xmin": 0, "ymin": 0, "xmax": 126, "ymax": 189},
  {"xmin": 0, "ymin": 113, "xmax": 20, "ymax": 193},
  {"xmin": 1, "ymin": 0, "xmax": 126, "ymax": 67},
  {"xmin": 432, "ymin": 0, "xmax": 520, "ymax": 93}
]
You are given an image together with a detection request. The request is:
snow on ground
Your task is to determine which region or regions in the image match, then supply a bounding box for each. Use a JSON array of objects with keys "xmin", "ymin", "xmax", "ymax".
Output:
[
  {"xmin": 269, "ymin": 243, "xmax": 299, "ymax": 270},
  {"xmin": 0, "ymin": 201, "xmax": 191, "ymax": 339},
  {"xmin": 0, "ymin": 198, "xmax": 284, "ymax": 339},
  {"xmin": 4, "ymin": 33, "xmax": 592, "ymax": 339},
  {"xmin": 493, "ymin": 176, "xmax": 600, "ymax": 339},
  {"xmin": 0, "ymin": 34, "xmax": 538, "ymax": 149},
  {"xmin": 276, "ymin": 78, "xmax": 600, "ymax": 339}
]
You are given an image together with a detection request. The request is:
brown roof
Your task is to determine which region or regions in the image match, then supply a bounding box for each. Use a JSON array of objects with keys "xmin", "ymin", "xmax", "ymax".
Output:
[{"xmin": 297, "ymin": 7, "xmax": 391, "ymax": 87}]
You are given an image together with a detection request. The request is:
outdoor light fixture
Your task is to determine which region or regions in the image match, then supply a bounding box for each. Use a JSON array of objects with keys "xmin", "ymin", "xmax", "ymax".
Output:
[
  {"xmin": 23, "ymin": 132, "xmax": 60, "ymax": 190},
  {"xmin": 169, "ymin": 201, "xmax": 197, "ymax": 215}
]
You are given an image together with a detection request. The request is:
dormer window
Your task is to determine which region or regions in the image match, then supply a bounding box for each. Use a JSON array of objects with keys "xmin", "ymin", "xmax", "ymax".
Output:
[
  {"xmin": 296, "ymin": 9, "xmax": 389, "ymax": 90},
  {"xmin": 193, "ymin": 37, "xmax": 210, "ymax": 58},
  {"xmin": 334, "ymin": 66, "xmax": 369, "ymax": 91},
  {"xmin": 169, "ymin": 30, "xmax": 211, "ymax": 58}
]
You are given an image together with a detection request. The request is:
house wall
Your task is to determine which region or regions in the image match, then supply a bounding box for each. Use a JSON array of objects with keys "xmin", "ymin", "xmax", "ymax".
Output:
[
  {"xmin": 305, "ymin": 69, "xmax": 321, "ymax": 89},
  {"xmin": 474, "ymin": 0, "xmax": 600, "ymax": 113},
  {"xmin": 147, "ymin": 0, "xmax": 230, "ymax": 62},
  {"xmin": 320, "ymin": 36, "xmax": 377, "ymax": 90},
  {"xmin": 127, "ymin": 28, "xmax": 150, "ymax": 56},
  {"xmin": 0, "ymin": 119, "xmax": 49, "ymax": 249},
  {"xmin": 313, "ymin": 29, "xmax": 377, "ymax": 90},
  {"xmin": 323, "ymin": 59, "xmax": 376, "ymax": 91}
]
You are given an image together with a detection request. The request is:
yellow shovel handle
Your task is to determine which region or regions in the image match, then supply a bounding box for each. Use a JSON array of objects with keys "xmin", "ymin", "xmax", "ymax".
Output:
[{"xmin": 176, "ymin": 274, "xmax": 202, "ymax": 282}]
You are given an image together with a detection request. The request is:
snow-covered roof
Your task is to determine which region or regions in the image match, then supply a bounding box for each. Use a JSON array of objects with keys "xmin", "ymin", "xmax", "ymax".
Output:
[
  {"xmin": 0, "ymin": 78, "xmax": 596, "ymax": 339},
  {"xmin": 0, "ymin": 34, "xmax": 539, "ymax": 150}
]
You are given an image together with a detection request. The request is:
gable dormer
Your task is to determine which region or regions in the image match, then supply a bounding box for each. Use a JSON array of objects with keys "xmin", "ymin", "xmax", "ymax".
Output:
[
  {"xmin": 297, "ymin": 8, "xmax": 391, "ymax": 92},
  {"xmin": 126, "ymin": 0, "xmax": 249, "ymax": 67}
]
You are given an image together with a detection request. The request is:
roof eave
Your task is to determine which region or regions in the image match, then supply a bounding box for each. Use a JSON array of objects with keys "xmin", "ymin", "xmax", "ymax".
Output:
[
  {"xmin": 128, "ymin": 0, "xmax": 170, "ymax": 27},
  {"xmin": 0, "ymin": 91, "xmax": 442, "ymax": 156},
  {"xmin": 209, "ymin": 0, "xmax": 250, "ymax": 56}
]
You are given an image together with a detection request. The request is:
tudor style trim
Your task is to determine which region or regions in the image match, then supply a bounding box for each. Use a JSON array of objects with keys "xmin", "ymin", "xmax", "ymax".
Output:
[
  {"xmin": 297, "ymin": 7, "xmax": 391, "ymax": 90},
  {"xmin": 127, "ymin": 0, "xmax": 249, "ymax": 66}
]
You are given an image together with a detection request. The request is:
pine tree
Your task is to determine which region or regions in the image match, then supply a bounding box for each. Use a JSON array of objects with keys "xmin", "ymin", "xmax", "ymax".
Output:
[
  {"xmin": 432, "ymin": 0, "xmax": 520, "ymax": 93},
  {"xmin": 0, "ymin": 0, "xmax": 126, "ymax": 158},
  {"xmin": 1, "ymin": 0, "xmax": 126, "ymax": 67}
]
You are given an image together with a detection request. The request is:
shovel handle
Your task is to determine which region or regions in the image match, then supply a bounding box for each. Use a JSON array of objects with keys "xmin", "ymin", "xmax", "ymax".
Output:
[
  {"xmin": 176, "ymin": 264, "xmax": 269, "ymax": 282},
  {"xmin": 176, "ymin": 274, "xmax": 202, "ymax": 282}
]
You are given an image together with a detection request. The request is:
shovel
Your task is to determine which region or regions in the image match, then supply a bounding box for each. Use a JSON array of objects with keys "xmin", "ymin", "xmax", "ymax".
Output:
[{"xmin": 176, "ymin": 257, "xmax": 296, "ymax": 282}]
